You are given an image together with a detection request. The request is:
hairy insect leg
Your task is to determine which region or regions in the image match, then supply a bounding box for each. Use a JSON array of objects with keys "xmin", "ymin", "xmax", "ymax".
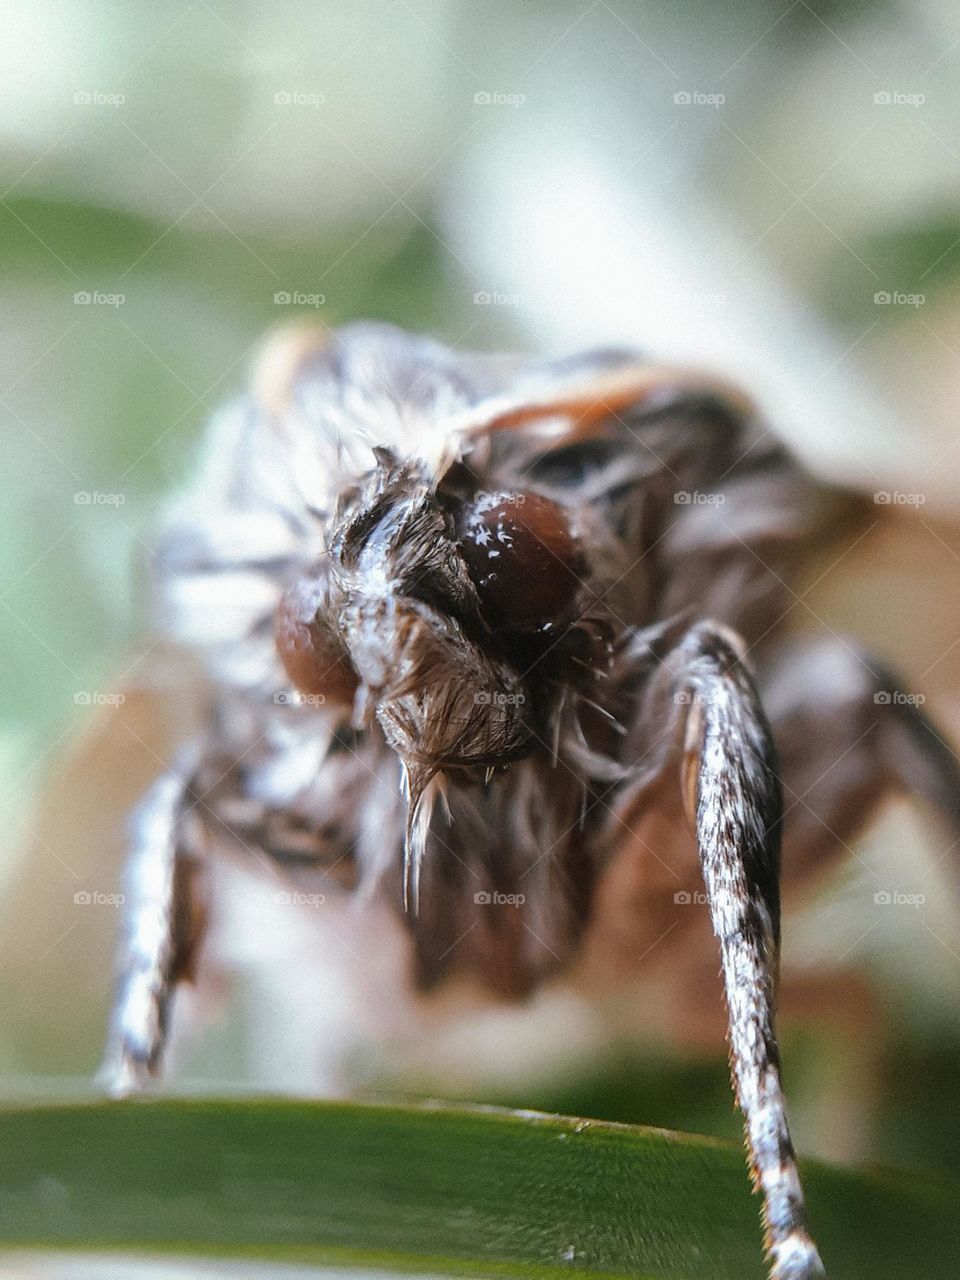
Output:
[
  {"xmin": 675, "ymin": 622, "xmax": 825, "ymax": 1280},
  {"xmin": 762, "ymin": 636, "xmax": 960, "ymax": 894},
  {"xmin": 724, "ymin": 636, "xmax": 960, "ymax": 1163},
  {"xmin": 100, "ymin": 751, "xmax": 206, "ymax": 1096}
]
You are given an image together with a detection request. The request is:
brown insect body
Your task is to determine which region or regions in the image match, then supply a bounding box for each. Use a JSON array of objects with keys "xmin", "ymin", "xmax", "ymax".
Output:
[{"xmin": 103, "ymin": 322, "xmax": 960, "ymax": 1280}]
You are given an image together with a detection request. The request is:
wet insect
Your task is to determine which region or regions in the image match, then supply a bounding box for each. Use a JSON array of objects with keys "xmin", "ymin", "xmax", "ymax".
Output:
[{"xmin": 102, "ymin": 322, "xmax": 960, "ymax": 1280}]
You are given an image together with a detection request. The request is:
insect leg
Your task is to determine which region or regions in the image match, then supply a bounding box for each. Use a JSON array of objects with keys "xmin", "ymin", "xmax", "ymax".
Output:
[
  {"xmin": 872, "ymin": 666, "xmax": 960, "ymax": 843},
  {"xmin": 761, "ymin": 636, "xmax": 960, "ymax": 893},
  {"xmin": 100, "ymin": 749, "xmax": 206, "ymax": 1096},
  {"xmin": 674, "ymin": 621, "xmax": 825, "ymax": 1280}
]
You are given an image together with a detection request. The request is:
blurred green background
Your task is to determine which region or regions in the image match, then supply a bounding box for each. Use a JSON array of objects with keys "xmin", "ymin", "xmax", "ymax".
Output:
[{"xmin": 2, "ymin": 0, "xmax": 960, "ymax": 1198}]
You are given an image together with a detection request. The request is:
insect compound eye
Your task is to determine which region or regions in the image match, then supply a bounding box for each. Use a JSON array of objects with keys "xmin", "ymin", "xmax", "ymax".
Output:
[
  {"xmin": 275, "ymin": 566, "xmax": 358, "ymax": 706},
  {"xmin": 453, "ymin": 490, "xmax": 581, "ymax": 633}
]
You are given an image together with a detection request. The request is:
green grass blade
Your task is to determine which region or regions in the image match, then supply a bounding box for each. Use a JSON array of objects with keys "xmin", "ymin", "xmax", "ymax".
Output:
[{"xmin": 0, "ymin": 1100, "xmax": 956, "ymax": 1278}]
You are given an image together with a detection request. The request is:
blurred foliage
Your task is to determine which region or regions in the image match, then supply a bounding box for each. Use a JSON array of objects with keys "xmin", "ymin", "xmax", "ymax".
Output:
[
  {"xmin": 819, "ymin": 218, "xmax": 960, "ymax": 324},
  {"xmin": 0, "ymin": 196, "xmax": 459, "ymax": 800}
]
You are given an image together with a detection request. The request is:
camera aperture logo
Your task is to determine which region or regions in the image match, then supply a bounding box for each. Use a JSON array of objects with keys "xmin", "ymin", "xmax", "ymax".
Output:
[
  {"xmin": 874, "ymin": 890, "xmax": 925, "ymax": 908},
  {"xmin": 74, "ymin": 890, "xmax": 124, "ymax": 907},
  {"xmin": 273, "ymin": 91, "xmax": 326, "ymax": 107},
  {"xmin": 474, "ymin": 489, "xmax": 526, "ymax": 507},
  {"xmin": 74, "ymin": 90, "xmax": 125, "ymax": 107},
  {"xmin": 873, "ymin": 690, "xmax": 925, "ymax": 707},
  {"xmin": 274, "ymin": 689, "xmax": 326, "ymax": 708},
  {"xmin": 473, "ymin": 290, "xmax": 524, "ymax": 307},
  {"xmin": 475, "ymin": 690, "xmax": 525, "ymax": 707},
  {"xmin": 674, "ymin": 490, "xmax": 725, "ymax": 506},
  {"xmin": 674, "ymin": 890, "xmax": 709, "ymax": 905},
  {"xmin": 74, "ymin": 690, "xmax": 125, "ymax": 707},
  {"xmin": 474, "ymin": 890, "xmax": 525, "ymax": 906},
  {"xmin": 274, "ymin": 290, "xmax": 325, "ymax": 308},
  {"xmin": 873, "ymin": 90, "xmax": 925, "ymax": 107},
  {"xmin": 873, "ymin": 490, "xmax": 925, "ymax": 507},
  {"xmin": 673, "ymin": 689, "xmax": 708, "ymax": 707},
  {"xmin": 473, "ymin": 91, "xmax": 525, "ymax": 108},
  {"xmin": 674, "ymin": 90, "xmax": 725, "ymax": 109},
  {"xmin": 874, "ymin": 290, "xmax": 924, "ymax": 308},
  {"xmin": 275, "ymin": 890, "xmax": 326, "ymax": 907},
  {"xmin": 74, "ymin": 491, "xmax": 125, "ymax": 507},
  {"xmin": 74, "ymin": 290, "xmax": 125, "ymax": 308}
]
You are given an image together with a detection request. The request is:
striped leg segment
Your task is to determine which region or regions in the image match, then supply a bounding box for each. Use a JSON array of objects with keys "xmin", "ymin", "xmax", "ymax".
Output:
[
  {"xmin": 675, "ymin": 622, "xmax": 826, "ymax": 1280},
  {"xmin": 100, "ymin": 750, "xmax": 206, "ymax": 1095}
]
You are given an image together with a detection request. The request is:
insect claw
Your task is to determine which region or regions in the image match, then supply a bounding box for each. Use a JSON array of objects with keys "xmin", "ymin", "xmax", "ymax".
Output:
[
  {"xmin": 578, "ymin": 694, "xmax": 627, "ymax": 734},
  {"xmin": 96, "ymin": 1047, "xmax": 152, "ymax": 1099},
  {"xmin": 570, "ymin": 655, "xmax": 609, "ymax": 678}
]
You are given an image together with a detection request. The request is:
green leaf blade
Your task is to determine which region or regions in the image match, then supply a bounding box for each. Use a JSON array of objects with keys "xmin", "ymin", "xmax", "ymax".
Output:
[{"xmin": 0, "ymin": 1100, "xmax": 955, "ymax": 1279}]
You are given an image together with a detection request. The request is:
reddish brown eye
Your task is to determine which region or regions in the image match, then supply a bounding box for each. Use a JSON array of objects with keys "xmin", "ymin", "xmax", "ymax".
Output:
[
  {"xmin": 275, "ymin": 570, "xmax": 358, "ymax": 706},
  {"xmin": 454, "ymin": 491, "xmax": 581, "ymax": 632}
]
